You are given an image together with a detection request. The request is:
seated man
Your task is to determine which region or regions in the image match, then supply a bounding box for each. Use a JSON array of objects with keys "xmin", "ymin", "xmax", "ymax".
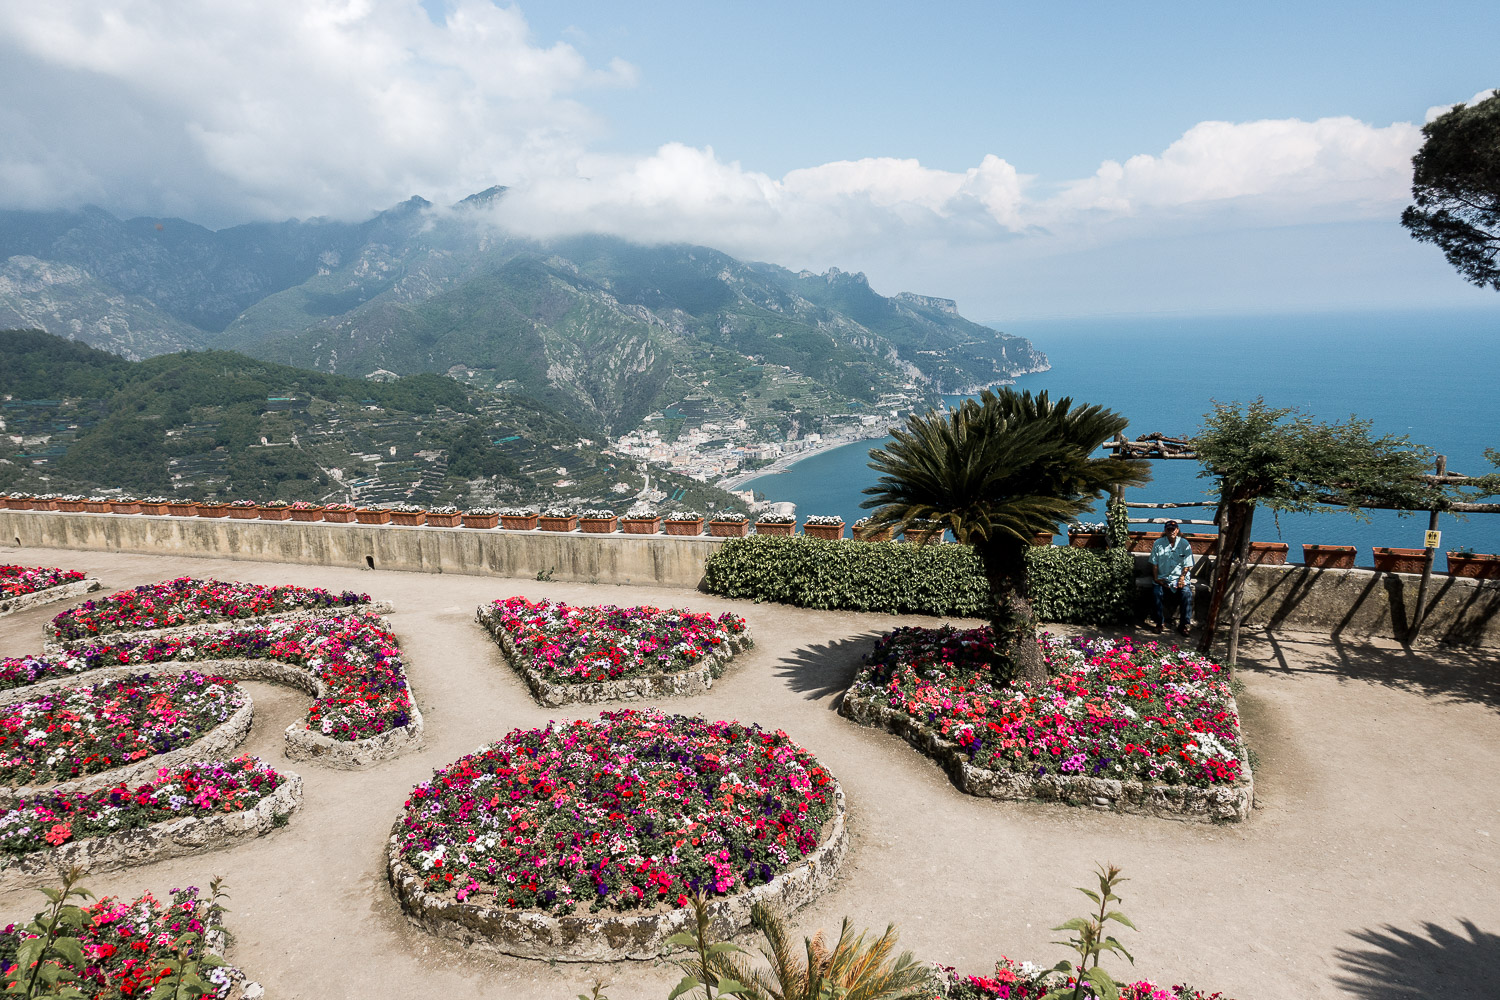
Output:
[{"xmin": 1149, "ymin": 519, "xmax": 1195, "ymax": 635}]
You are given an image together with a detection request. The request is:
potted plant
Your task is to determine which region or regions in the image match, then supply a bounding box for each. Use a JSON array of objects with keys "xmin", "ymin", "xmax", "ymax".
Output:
[
  {"xmin": 258, "ymin": 500, "xmax": 292, "ymax": 521},
  {"xmin": 323, "ymin": 502, "xmax": 357, "ymax": 524},
  {"xmin": 197, "ymin": 499, "xmax": 229, "ymax": 518},
  {"xmin": 1302, "ymin": 543, "xmax": 1356, "ymax": 568},
  {"xmin": 499, "ymin": 507, "xmax": 539, "ymax": 531},
  {"xmin": 227, "ymin": 499, "xmax": 260, "ymax": 520},
  {"xmin": 620, "ymin": 508, "xmax": 662, "ymax": 534},
  {"xmin": 1031, "ymin": 529, "xmax": 1056, "ymax": 546},
  {"xmin": 166, "ymin": 498, "xmax": 199, "ymax": 517},
  {"xmin": 1247, "ymin": 541, "xmax": 1289, "ymax": 565},
  {"xmin": 83, "ymin": 496, "xmax": 112, "ymax": 514},
  {"xmin": 31, "ymin": 494, "xmax": 60, "ymax": 511},
  {"xmin": 389, "ymin": 503, "xmax": 426, "ymax": 527},
  {"xmin": 850, "ymin": 516, "xmax": 892, "ymax": 541},
  {"xmin": 753, "ymin": 512, "xmax": 795, "ymax": 536},
  {"xmin": 426, "ymin": 505, "xmax": 462, "ymax": 528},
  {"xmin": 288, "ymin": 500, "xmax": 324, "ymax": 522},
  {"xmin": 664, "ymin": 510, "xmax": 705, "ymax": 536},
  {"xmin": 4, "ymin": 493, "xmax": 31, "ymax": 510},
  {"xmin": 803, "ymin": 514, "xmax": 845, "ymax": 540},
  {"xmin": 138, "ymin": 496, "xmax": 172, "ymax": 516},
  {"xmin": 109, "ymin": 496, "xmax": 141, "ymax": 515},
  {"xmin": 580, "ymin": 508, "xmax": 618, "ymax": 533},
  {"xmin": 462, "ymin": 506, "xmax": 500, "ymax": 529},
  {"xmin": 55, "ymin": 495, "xmax": 86, "ymax": 513},
  {"xmin": 1373, "ymin": 546, "xmax": 1428, "ymax": 574},
  {"xmin": 356, "ymin": 506, "xmax": 392, "ymax": 525},
  {"xmin": 902, "ymin": 520, "xmax": 944, "ymax": 545},
  {"xmin": 707, "ymin": 511, "xmax": 749, "ymax": 538},
  {"xmin": 538, "ymin": 506, "xmax": 579, "ymax": 532},
  {"xmin": 1447, "ymin": 548, "xmax": 1500, "ymax": 580},
  {"xmin": 1067, "ymin": 521, "xmax": 1108, "ymax": 548}
]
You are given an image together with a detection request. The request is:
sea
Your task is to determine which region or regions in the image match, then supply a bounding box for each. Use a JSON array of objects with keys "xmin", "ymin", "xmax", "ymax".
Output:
[{"xmin": 740, "ymin": 308, "xmax": 1500, "ymax": 565}]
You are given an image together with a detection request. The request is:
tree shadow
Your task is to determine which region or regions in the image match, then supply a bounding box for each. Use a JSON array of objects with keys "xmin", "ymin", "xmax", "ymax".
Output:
[
  {"xmin": 775, "ymin": 633, "xmax": 883, "ymax": 709},
  {"xmin": 1240, "ymin": 632, "xmax": 1500, "ymax": 709},
  {"xmin": 1335, "ymin": 919, "xmax": 1500, "ymax": 999}
]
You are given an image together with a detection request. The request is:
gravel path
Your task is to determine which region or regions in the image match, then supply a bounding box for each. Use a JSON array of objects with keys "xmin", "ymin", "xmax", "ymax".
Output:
[{"xmin": 0, "ymin": 545, "xmax": 1495, "ymax": 1000}]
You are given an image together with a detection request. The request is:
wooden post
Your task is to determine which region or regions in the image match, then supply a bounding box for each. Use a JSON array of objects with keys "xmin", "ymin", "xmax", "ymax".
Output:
[
  {"xmin": 1409, "ymin": 454, "xmax": 1445, "ymax": 642},
  {"xmin": 1225, "ymin": 504, "xmax": 1256, "ymax": 665}
]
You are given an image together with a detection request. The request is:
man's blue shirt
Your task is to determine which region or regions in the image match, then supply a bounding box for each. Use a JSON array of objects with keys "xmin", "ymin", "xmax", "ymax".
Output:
[{"xmin": 1150, "ymin": 535, "xmax": 1194, "ymax": 584}]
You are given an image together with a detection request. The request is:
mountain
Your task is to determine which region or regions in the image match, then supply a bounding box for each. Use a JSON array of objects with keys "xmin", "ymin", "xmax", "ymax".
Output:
[
  {"xmin": 0, "ymin": 329, "xmax": 741, "ymax": 514},
  {"xmin": 0, "ymin": 195, "xmax": 1048, "ymax": 435}
]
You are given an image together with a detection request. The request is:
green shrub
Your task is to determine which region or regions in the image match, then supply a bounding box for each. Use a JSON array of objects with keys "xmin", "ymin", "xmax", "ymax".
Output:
[{"xmin": 703, "ymin": 535, "xmax": 1133, "ymax": 624}]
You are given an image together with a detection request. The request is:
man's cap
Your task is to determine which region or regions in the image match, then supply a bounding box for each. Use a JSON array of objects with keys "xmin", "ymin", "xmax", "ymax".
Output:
[{"xmin": 1164, "ymin": 519, "xmax": 1179, "ymax": 529}]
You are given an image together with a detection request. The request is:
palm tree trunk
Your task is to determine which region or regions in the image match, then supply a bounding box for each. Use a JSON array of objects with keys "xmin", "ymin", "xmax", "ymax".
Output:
[{"xmin": 975, "ymin": 539, "xmax": 1047, "ymax": 686}]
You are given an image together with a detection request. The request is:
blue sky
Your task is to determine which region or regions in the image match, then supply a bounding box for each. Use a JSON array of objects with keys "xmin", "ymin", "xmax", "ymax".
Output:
[{"xmin": 1, "ymin": 1, "xmax": 1497, "ymax": 321}]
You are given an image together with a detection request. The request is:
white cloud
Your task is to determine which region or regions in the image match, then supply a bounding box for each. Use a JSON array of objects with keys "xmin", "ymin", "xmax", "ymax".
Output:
[{"xmin": 1425, "ymin": 89, "xmax": 1499, "ymax": 123}]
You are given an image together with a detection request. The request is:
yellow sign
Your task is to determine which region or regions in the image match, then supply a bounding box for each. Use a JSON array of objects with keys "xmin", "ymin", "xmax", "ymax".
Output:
[{"xmin": 1425, "ymin": 529, "xmax": 1442, "ymax": 549}]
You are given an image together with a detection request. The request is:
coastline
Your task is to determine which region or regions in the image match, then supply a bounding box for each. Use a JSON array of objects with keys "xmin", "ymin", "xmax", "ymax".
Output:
[{"xmin": 719, "ymin": 433, "xmax": 887, "ymax": 491}]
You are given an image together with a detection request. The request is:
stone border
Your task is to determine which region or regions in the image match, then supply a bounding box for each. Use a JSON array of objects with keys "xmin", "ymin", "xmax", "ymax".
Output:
[
  {"xmin": 386, "ymin": 777, "xmax": 847, "ymax": 962},
  {"xmin": 0, "ymin": 578, "xmax": 102, "ymax": 620},
  {"xmin": 839, "ymin": 685, "xmax": 1254, "ymax": 823},
  {"xmin": 43, "ymin": 600, "xmax": 395, "ymax": 652},
  {"xmin": 0, "ymin": 771, "xmax": 303, "ymax": 890},
  {"xmin": 476, "ymin": 605, "xmax": 753, "ymax": 707}
]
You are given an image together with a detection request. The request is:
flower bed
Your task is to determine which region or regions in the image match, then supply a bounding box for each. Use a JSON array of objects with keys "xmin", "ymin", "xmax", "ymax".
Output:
[
  {"xmin": 386, "ymin": 708, "xmax": 847, "ymax": 961},
  {"xmin": 476, "ymin": 597, "xmax": 753, "ymax": 706},
  {"xmin": 47, "ymin": 576, "xmax": 376, "ymax": 647},
  {"xmin": 0, "ymin": 671, "xmax": 242, "ymax": 788},
  {"xmin": 941, "ymin": 958, "xmax": 1237, "ymax": 999},
  {"xmin": 839, "ymin": 627, "xmax": 1252, "ymax": 822},
  {"xmin": 0, "ymin": 756, "xmax": 302, "ymax": 887},
  {"xmin": 0, "ymin": 884, "xmax": 253, "ymax": 999},
  {"xmin": 1, "ymin": 613, "xmax": 423, "ymax": 767},
  {"xmin": 0, "ymin": 566, "xmax": 101, "ymax": 620}
]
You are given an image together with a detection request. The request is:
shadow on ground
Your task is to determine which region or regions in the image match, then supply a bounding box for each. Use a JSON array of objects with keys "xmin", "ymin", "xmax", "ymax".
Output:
[
  {"xmin": 1335, "ymin": 918, "xmax": 1500, "ymax": 1000},
  {"xmin": 775, "ymin": 633, "xmax": 882, "ymax": 707},
  {"xmin": 1241, "ymin": 633, "xmax": 1500, "ymax": 709}
]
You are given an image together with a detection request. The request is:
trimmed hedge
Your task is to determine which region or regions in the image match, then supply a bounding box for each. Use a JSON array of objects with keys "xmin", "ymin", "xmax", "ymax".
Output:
[{"xmin": 703, "ymin": 536, "xmax": 1133, "ymax": 624}]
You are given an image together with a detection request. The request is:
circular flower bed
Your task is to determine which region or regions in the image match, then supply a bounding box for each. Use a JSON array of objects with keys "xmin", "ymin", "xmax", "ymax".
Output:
[
  {"xmin": 49, "ymin": 576, "xmax": 373, "ymax": 643},
  {"xmin": 0, "ymin": 672, "xmax": 241, "ymax": 786},
  {"xmin": 392, "ymin": 709, "xmax": 837, "ymax": 916},
  {"xmin": 0, "ymin": 565, "xmax": 87, "ymax": 598}
]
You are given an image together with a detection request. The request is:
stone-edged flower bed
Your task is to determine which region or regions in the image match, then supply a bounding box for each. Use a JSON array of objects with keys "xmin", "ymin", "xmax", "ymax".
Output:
[
  {"xmin": 0, "ymin": 756, "xmax": 302, "ymax": 888},
  {"xmin": 840, "ymin": 628, "xmax": 1252, "ymax": 822},
  {"xmin": 46, "ymin": 576, "xmax": 380, "ymax": 648},
  {"xmin": 475, "ymin": 597, "xmax": 753, "ymax": 706},
  {"xmin": 386, "ymin": 708, "xmax": 846, "ymax": 961},
  {"xmin": 0, "ymin": 671, "xmax": 244, "ymax": 791},
  {"xmin": 941, "ymin": 957, "xmax": 1238, "ymax": 999},
  {"xmin": 0, "ymin": 565, "xmax": 102, "ymax": 620},
  {"xmin": 2, "ymin": 613, "xmax": 423, "ymax": 768},
  {"xmin": 0, "ymin": 883, "xmax": 257, "ymax": 999}
]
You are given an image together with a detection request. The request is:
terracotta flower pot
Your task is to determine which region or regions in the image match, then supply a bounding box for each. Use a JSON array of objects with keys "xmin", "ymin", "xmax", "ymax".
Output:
[
  {"xmin": 1447, "ymin": 552, "xmax": 1500, "ymax": 580},
  {"xmin": 258, "ymin": 507, "xmax": 291, "ymax": 521},
  {"xmin": 1301, "ymin": 544, "xmax": 1355, "ymax": 569},
  {"xmin": 83, "ymin": 501, "xmax": 111, "ymax": 514},
  {"xmin": 323, "ymin": 509, "xmax": 357, "ymax": 524},
  {"xmin": 166, "ymin": 503, "xmax": 198, "ymax": 517},
  {"xmin": 288, "ymin": 507, "xmax": 324, "ymax": 522},
  {"xmin": 1128, "ymin": 532, "xmax": 1161, "ymax": 553},
  {"xmin": 139, "ymin": 502, "xmax": 169, "ymax": 516},
  {"xmin": 426, "ymin": 512, "xmax": 462, "ymax": 527},
  {"xmin": 538, "ymin": 515, "xmax": 579, "ymax": 532},
  {"xmin": 1373, "ymin": 547, "xmax": 1428, "ymax": 574},
  {"xmin": 5, "ymin": 498, "xmax": 30, "ymax": 510},
  {"xmin": 1068, "ymin": 532, "xmax": 1107, "ymax": 549},
  {"xmin": 709, "ymin": 520, "xmax": 749, "ymax": 538},
  {"xmin": 462, "ymin": 512, "xmax": 499, "ymax": 529},
  {"xmin": 1184, "ymin": 533, "xmax": 1218, "ymax": 555},
  {"xmin": 109, "ymin": 501, "xmax": 140, "ymax": 515},
  {"xmin": 804, "ymin": 522, "xmax": 844, "ymax": 540},
  {"xmin": 664, "ymin": 518, "xmax": 704, "ymax": 536},
  {"xmin": 903, "ymin": 528, "xmax": 944, "ymax": 545},
  {"xmin": 356, "ymin": 509, "xmax": 392, "ymax": 525},
  {"xmin": 754, "ymin": 521, "xmax": 794, "ymax": 536},
  {"xmin": 852, "ymin": 525, "xmax": 892, "ymax": 542},
  {"xmin": 580, "ymin": 516, "xmax": 618, "ymax": 534},
  {"xmin": 390, "ymin": 511, "xmax": 426, "ymax": 527},
  {"xmin": 197, "ymin": 503, "xmax": 228, "ymax": 518},
  {"xmin": 1031, "ymin": 530, "xmax": 1056, "ymax": 546},
  {"xmin": 500, "ymin": 514, "xmax": 538, "ymax": 531},
  {"xmin": 228, "ymin": 506, "xmax": 260, "ymax": 520},
  {"xmin": 620, "ymin": 517, "xmax": 661, "ymax": 535},
  {"xmin": 55, "ymin": 500, "xmax": 84, "ymax": 513},
  {"xmin": 1247, "ymin": 541, "xmax": 1289, "ymax": 565}
]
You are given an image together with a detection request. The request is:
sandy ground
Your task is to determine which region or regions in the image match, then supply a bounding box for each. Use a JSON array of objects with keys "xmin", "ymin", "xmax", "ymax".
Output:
[{"xmin": 0, "ymin": 544, "xmax": 1496, "ymax": 1000}]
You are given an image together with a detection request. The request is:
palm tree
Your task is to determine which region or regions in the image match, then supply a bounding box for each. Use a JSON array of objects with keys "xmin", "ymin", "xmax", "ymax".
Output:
[
  {"xmin": 712, "ymin": 902, "xmax": 936, "ymax": 1000},
  {"xmin": 861, "ymin": 388, "xmax": 1146, "ymax": 685}
]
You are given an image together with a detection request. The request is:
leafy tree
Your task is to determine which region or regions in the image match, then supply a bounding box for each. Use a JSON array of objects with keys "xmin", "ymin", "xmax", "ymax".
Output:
[
  {"xmin": 861, "ymin": 388, "xmax": 1147, "ymax": 685},
  {"xmin": 1401, "ymin": 89, "xmax": 1500, "ymax": 290},
  {"xmin": 1193, "ymin": 399, "xmax": 1444, "ymax": 660}
]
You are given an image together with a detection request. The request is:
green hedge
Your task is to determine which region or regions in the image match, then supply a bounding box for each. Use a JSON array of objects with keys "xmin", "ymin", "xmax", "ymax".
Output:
[{"xmin": 702, "ymin": 535, "xmax": 1134, "ymax": 624}]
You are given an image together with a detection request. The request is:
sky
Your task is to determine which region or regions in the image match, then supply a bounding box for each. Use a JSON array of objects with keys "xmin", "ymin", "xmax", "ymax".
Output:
[{"xmin": 0, "ymin": 0, "xmax": 1496, "ymax": 322}]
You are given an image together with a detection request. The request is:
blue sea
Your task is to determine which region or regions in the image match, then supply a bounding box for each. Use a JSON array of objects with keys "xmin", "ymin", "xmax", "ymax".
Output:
[{"xmin": 741, "ymin": 308, "xmax": 1500, "ymax": 566}]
